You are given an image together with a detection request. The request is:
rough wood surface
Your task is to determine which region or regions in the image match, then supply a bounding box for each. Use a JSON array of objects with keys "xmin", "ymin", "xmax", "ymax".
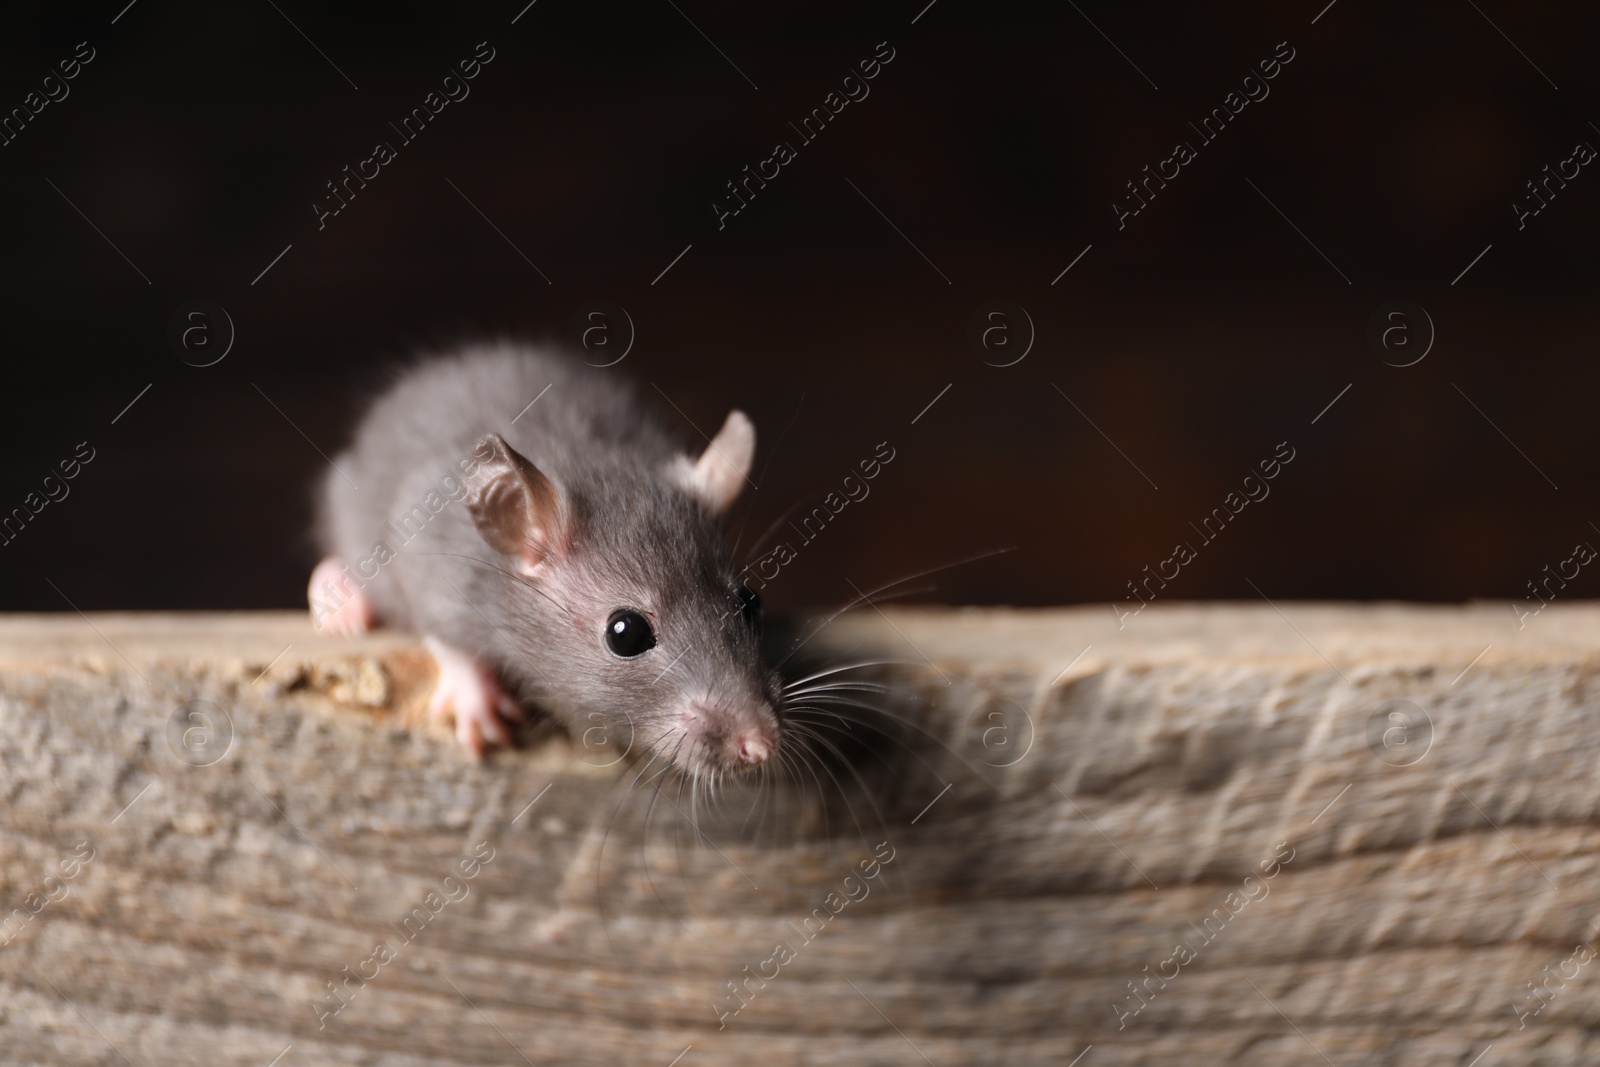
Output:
[{"xmin": 3, "ymin": 603, "xmax": 1599, "ymax": 1066}]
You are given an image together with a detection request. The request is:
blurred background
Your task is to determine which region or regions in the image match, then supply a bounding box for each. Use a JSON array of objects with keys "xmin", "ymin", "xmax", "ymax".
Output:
[{"xmin": 1, "ymin": 0, "xmax": 1596, "ymax": 614}]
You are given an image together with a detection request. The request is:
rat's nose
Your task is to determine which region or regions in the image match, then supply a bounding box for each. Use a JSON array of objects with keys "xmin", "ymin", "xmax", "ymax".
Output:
[
  {"xmin": 685, "ymin": 696, "xmax": 777, "ymax": 768},
  {"xmin": 735, "ymin": 733, "xmax": 771, "ymax": 765}
]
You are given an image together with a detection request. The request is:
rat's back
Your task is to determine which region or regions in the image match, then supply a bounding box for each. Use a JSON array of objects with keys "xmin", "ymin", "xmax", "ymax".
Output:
[
  {"xmin": 317, "ymin": 343, "xmax": 676, "ymax": 590},
  {"xmin": 331, "ymin": 342, "xmax": 676, "ymax": 501}
]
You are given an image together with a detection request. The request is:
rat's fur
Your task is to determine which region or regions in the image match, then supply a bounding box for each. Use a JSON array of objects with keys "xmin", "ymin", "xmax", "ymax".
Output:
[{"xmin": 315, "ymin": 343, "xmax": 780, "ymax": 776}]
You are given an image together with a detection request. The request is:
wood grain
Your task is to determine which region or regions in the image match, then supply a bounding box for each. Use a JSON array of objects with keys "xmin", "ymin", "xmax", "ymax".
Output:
[{"xmin": 2, "ymin": 604, "xmax": 1599, "ymax": 1065}]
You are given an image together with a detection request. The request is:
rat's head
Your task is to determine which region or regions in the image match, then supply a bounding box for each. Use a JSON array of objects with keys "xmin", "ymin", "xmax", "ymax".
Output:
[{"xmin": 462, "ymin": 411, "xmax": 780, "ymax": 779}]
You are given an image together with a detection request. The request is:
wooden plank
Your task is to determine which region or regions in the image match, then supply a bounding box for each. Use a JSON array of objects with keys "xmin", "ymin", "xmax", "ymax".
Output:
[{"xmin": 0, "ymin": 605, "xmax": 1596, "ymax": 1065}]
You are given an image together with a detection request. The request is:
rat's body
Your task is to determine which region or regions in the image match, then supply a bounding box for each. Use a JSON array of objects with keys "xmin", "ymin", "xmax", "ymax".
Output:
[{"xmin": 310, "ymin": 343, "xmax": 779, "ymax": 776}]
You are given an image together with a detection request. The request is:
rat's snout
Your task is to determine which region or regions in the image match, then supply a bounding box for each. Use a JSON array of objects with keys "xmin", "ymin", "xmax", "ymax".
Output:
[
  {"xmin": 683, "ymin": 696, "xmax": 779, "ymax": 769},
  {"xmin": 735, "ymin": 732, "xmax": 771, "ymax": 765}
]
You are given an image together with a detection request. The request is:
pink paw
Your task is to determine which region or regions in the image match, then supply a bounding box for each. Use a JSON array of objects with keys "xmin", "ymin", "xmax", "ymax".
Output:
[
  {"xmin": 308, "ymin": 557, "xmax": 374, "ymax": 636},
  {"xmin": 424, "ymin": 637, "xmax": 526, "ymax": 757}
]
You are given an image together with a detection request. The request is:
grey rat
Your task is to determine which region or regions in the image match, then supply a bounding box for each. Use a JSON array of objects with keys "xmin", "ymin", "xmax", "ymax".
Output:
[{"xmin": 308, "ymin": 342, "xmax": 780, "ymax": 777}]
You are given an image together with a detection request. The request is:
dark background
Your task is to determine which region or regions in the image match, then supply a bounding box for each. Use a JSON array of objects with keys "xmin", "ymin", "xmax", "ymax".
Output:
[{"xmin": 2, "ymin": 1, "xmax": 1596, "ymax": 615}]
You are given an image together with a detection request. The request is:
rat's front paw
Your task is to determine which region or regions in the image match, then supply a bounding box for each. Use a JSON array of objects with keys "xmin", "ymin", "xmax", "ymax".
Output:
[
  {"xmin": 423, "ymin": 637, "xmax": 526, "ymax": 757},
  {"xmin": 307, "ymin": 557, "xmax": 375, "ymax": 636}
]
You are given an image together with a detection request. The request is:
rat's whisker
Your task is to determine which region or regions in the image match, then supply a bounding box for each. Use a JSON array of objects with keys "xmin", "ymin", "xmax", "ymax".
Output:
[
  {"xmin": 859, "ymin": 544, "xmax": 1018, "ymax": 601},
  {"xmin": 633, "ymin": 747, "xmax": 679, "ymax": 792},
  {"xmin": 637, "ymin": 732, "xmax": 693, "ymax": 925},
  {"xmin": 775, "ymin": 584, "xmax": 941, "ymax": 668},
  {"xmin": 737, "ymin": 492, "xmax": 830, "ymax": 568},
  {"xmin": 409, "ymin": 549, "xmax": 582, "ymax": 623},
  {"xmin": 671, "ymin": 768, "xmax": 697, "ymax": 915},
  {"xmin": 690, "ymin": 762, "xmax": 703, "ymax": 849},
  {"xmin": 781, "ymin": 659, "xmax": 913, "ymax": 689},
  {"xmin": 778, "ymin": 737, "xmax": 830, "ymax": 847},
  {"xmin": 783, "ymin": 721, "xmax": 892, "ymax": 854},
  {"xmin": 739, "ymin": 762, "xmax": 770, "ymax": 836},
  {"xmin": 729, "ymin": 389, "xmax": 806, "ymax": 561},
  {"xmin": 786, "ymin": 706, "xmax": 958, "ymax": 794},
  {"xmin": 784, "ymin": 681, "xmax": 893, "ymax": 699},
  {"xmin": 747, "ymin": 758, "xmax": 775, "ymax": 843},
  {"xmin": 592, "ymin": 726, "xmax": 683, "ymax": 955},
  {"xmin": 783, "ymin": 722, "xmax": 866, "ymax": 839},
  {"xmin": 790, "ymin": 693, "xmax": 989, "ymax": 781},
  {"xmin": 775, "ymin": 545, "xmax": 1015, "ymax": 668}
]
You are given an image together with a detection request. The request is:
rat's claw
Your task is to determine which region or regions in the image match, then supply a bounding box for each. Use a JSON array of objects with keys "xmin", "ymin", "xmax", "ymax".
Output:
[
  {"xmin": 463, "ymin": 698, "xmax": 512, "ymax": 752},
  {"xmin": 424, "ymin": 636, "xmax": 521, "ymax": 758}
]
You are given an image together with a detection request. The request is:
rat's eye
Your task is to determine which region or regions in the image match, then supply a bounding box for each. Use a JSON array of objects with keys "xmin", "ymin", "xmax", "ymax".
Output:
[
  {"xmin": 737, "ymin": 584, "xmax": 761, "ymax": 627},
  {"xmin": 605, "ymin": 609, "xmax": 656, "ymax": 657}
]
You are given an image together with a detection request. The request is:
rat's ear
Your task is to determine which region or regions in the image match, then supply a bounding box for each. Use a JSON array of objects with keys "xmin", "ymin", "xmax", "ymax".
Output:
[
  {"xmin": 463, "ymin": 434, "xmax": 562, "ymax": 574},
  {"xmin": 666, "ymin": 409, "xmax": 755, "ymax": 515}
]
